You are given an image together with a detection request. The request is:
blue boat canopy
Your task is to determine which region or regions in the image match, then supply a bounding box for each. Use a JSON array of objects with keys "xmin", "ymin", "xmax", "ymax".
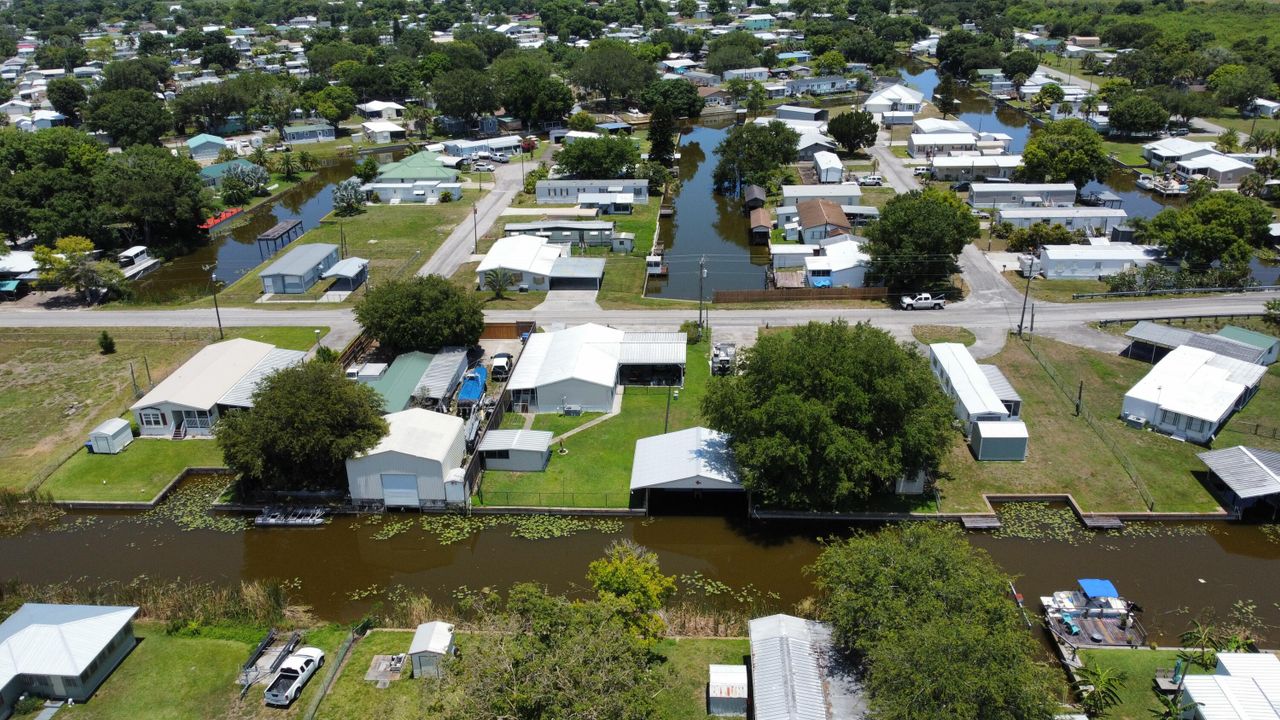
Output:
[
  {"xmin": 1078, "ymin": 578, "xmax": 1118, "ymax": 599},
  {"xmin": 810, "ymin": 278, "xmax": 832, "ymax": 288}
]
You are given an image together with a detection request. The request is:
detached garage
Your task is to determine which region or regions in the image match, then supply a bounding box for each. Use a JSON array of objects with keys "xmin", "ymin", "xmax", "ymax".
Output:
[{"xmin": 345, "ymin": 409, "xmax": 466, "ymax": 509}]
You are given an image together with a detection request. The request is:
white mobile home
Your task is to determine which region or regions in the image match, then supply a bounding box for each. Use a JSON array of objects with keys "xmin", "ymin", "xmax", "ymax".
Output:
[
  {"xmin": 995, "ymin": 207, "xmax": 1129, "ymax": 234},
  {"xmin": 130, "ymin": 339, "xmax": 305, "ymax": 438},
  {"xmin": 723, "ymin": 66, "xmax": 768, "ymax": 82},
  {"xmin": 863, "ymin": 84, "xmax": 924, "ymax": 115},
  {"xmin": 804, "ymin": 238, "xmax": 868, "ymax": 288},
  {"xmin": 503, "ymin": 220, "xmax": 616, "ymax": 246},
  {"xmin": 968, "ymin": 183, "xmax": 1077, "ymax": 209},
  {"xmin": 781, "ymin": 184, "xmax": 860, "ymax": 206},
  {"xmin": 907, "ymin": 132, "xmax": 978, "ymax": 158},
  {"xmin": 260, "ymin": 243, "xmax": 340, "ymax": 294},
  {"xmin": 361, "ymin": 120, "xmax": 406, "ymax": 144},
  {"xmin": 1175, "ymin": 154, "xmax": 1256, "ymax": 186},
  {"xmin": 345, "ymin": 408, "xmax": 467, "ymax": 508},
  {"xmin": 1036, "ymin": 243, "xmax": 1162, "ymax": 279},
  {"xmin": 775, "ymin": 104, "xmax": 827, "ymax": 123},
  {"xmin": 929, "ymin": 154, "xmax": 1022, "ymax": 181},
  {"xmin": 477, "ymin": 429, "xmax": 553, "ymax": 471},
  {"xmin": 1122, "ymin": 346, "xmax": 1266, "ymax": 444},
  {"xmin": 1142, "ymin": 137, "xmax": 1218, "ymax": 168},
  {"xmin": 442, "ymin": 135, "xmax": 523, "ymax": 157},
  {"xmin": 535, "ymin": 179, "xmax": 649, "ymax": 205},
  {"xmin": 812, "ymin": 151, "xmax": 843, "ymax": 183},
  {"xmin": 929, "ymin": 343, "xmax": 1028, "ymax": 461},
  {"xmin": 475, "ymin": 234, "xmax": 608, "ymax": 292}
]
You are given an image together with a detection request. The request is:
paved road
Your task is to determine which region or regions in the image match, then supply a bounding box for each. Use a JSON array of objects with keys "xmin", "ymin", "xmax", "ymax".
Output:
[
  {"xmin": 416, "ymin": 157, "xmax": 529, "ymax": 278},
  {"xmin": 867, "ymin": 144, "xmax": 921, "ymax": 194}
]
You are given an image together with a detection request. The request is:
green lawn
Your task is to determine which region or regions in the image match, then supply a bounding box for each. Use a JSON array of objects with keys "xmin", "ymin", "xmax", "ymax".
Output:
[
  {"xmin": 1077, "ymin": 649, "xmax": 1210, "ymax": 720},
  {"xmin": 314, "ymin": 630, "xmax": 422, "ymax": 720},
  {"xmin": 912, "ymin": 325, "xmax": 976, "ymax": 346},
  {"xmin": 43, "ymin": 440, "xmax": 225, "ymax": 502},
  {"xmin": 859, "ymin": 186, "xmax": 897, "ymax": 209},
  {"xmin": 0, "ymin": 327, "xmax": 323, "ymax": 491},
  {"xmin": 478, "ymin": 342, "xmax": 708, "ymax": 508},
  {"xmin": 1002, "ymin": 271, "xmax": 1111, "ymax": 303},
  {"xmin": 614, "ymin": 200, "xmax": 663, "ymax": 254},
  {"xmin": 937, "ymin": 336, "xmax": 1222, "ymax": 513},
  {"xmin": 530, "ymin": 411, "xmax": 605, "ymax": 437},
  {"xmin": 1212, "ymin": 108, "xmax": 1280, "ymax": 137},
  {"xmin": 1102, "ymin": 140, "xmax": 1149, "ymax": 168},
  {"xmin": 450, "ymin": 260, "xmax": 550, "ymax": 310},
  {"xmin": 654, "ymin": 638, "xmax": 750, "ymax": 719},
  {"xmin": 210, "ymin": 202, "xmax": 478, "ymax": 306}
]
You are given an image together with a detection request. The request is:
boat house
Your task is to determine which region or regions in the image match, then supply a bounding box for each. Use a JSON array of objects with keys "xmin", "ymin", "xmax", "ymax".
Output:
[
  {"xmin": 345, "ymin": 408, "xmax": 466, "ymax": 509},
  {"xmin": 1197, "ymin": 446, "xmax": 1280, "ymax": 517}
]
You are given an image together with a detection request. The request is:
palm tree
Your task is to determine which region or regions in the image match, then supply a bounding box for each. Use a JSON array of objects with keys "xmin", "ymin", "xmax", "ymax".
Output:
[
  {"xmin": 297, "ymin": 150, "xmax": 316, "ymax": 171},
  {"xmin": 1076, "ymin": 664, "xmax": 1128, "ymax": 718},
  {"xmin": 276, "ymin": 151, "xmax": 299, "ymax": 181},
  {"xmin": 1149, "ymin": 693, "xmax": 1201, "ymax": 719},
  {"xmin": 1245, "ymin": 131, "xmax": 1271, "ymax": 154},
  {"xmin": 483, "ymin": 268, "xmax": 516, "ymax": 299},
  {"xmin": 1057, "ymin": 101, "xmax": 1076, "ymax": 119},
  {"xmin": 1179, "ymin": 619, "xmax": 1221, "ymax": 670},
  {"xmin": 403, "ymin": 104, "xmax": 433, "ymax": 139},
  {"xmin": 249, "ymin": 145, "xmax": 269, "ymax": 167},
  {"xmin": 1239, "ymin": 173, "xmax": 1266, "ymax": 198},
  {"xmin": 1080, "ymin": 95, "xmax": 1100, "ymax": 120},
  {"xmin": 1215, "ymin": 128, "xmax": 1241, "ymax": 154}
]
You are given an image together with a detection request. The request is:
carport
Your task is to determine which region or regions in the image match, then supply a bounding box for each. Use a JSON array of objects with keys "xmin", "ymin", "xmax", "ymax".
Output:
[{"xmin": 549, "ymin": 257, "xmax": 605, "ymax": 290}]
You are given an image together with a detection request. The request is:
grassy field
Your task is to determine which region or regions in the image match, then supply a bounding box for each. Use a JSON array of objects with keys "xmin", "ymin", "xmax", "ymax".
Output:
[
  {"xmin": 937, "ymin": 336, "xmax": 1222, "ymax": 513},
  {"xmin": 653, "ymin": 638, "xmax": 750, "ymax": 719},
  {"xmin": 61, "ymin": 623, "xmax": 346, "ymax": 720},
  {"xmin": 314, "ymin": 630, "xmax": 423, "ymax": 720},
  {"xmin": 0, "ymin": 327, "xmax": 324, "ymax": 491},
  {"xmin": 1210, "ymin": 108, "xmax": 1280, "ymax": 137},
  {"xmin": 1077, "ymin": 649, "xmax": 1210, "ymax": 720},
  {"xmin": 43, "ymin": 440, "xmax": 225, "ymax": 502},
  {"xmin": 450, "ymin": 260, "xmax": 549, "ymax": 310},
  {"xmin": 912, "ymin": 325, "xmax": 976, "ymax": 346},
  {"xmin": 478, "ymin": 342, "xmax": 708, "ymax": 508},
  {"xmin": 211, "ymin": 202, "xmax": 477, "ymax": 306},
  {"xmin": 1002, "ymin": 271, "xmax": 1110, "ymax": 303},
  {"xmin": 859, "ymin": 186, "xmax": 898, "ymax": 209},
  {"xmin": 1101, "ymin": 140, "xmax": 1149, "ymax": 168}
]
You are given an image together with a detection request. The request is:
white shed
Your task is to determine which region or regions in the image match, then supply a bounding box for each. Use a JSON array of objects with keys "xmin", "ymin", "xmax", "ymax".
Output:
[
  {"xmin": 812, "ymin": 151, "xmax": 843, "ymax": 184},
  {"xmin": 409, "ymin": 621, "xmax": 454, "ymax": 678},
  {"xmin": 477, "ymin": 429, "xmax": 553, "ymax": 472},
  {"xmin": 88, "ymin": 418, "xmax": 133, "ymax": 454},
  {"xmin": 345, "ymin": 409, "xmax": 466, "ymax": 508},
  {"xmin": 970, "ymin": 420, "xmax": 1028, "ymax": 461},
  {"xmin": 708, "ymin": 664, "xmax": 749, "ymax": 716}
]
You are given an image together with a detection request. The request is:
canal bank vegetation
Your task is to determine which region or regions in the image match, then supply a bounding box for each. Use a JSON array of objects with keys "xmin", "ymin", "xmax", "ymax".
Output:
[
  {"xmin": 0, "ymin": 326, "xmax": 324, "ymax": 495},
  {"xmin": 812, "ymin": 523, "xmax": 1067, "ymax": 719},
  {"xmin": 478, "ymin": 341, "xmax": 710, "ymax": 508},
  {"xmin": 937, "ymin": 335, "xmax": 1226, "ymax": 513}
]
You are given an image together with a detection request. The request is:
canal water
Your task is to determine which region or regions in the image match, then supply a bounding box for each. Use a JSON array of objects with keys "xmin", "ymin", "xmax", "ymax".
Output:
[
  {"xmin": 646, "ymin": 122, "xmax": 772, "ymax": 300},
  {"xmin": 7, "ymin": 508, "xmax": 1280, "ymax": 641}
]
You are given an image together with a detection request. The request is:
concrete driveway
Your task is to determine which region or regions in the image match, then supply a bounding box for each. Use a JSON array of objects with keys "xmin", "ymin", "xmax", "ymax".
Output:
[{"xmin": 533, "ymin": 289, "xmax": 601, "ymax": 313}]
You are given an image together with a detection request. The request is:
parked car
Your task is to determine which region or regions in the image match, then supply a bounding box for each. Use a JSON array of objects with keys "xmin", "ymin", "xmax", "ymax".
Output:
[
  {"xmin": 899, "ymin": 293, "xmax": 946, "ymax": 310},
  {"xmin": 473, "ymin": 162, "xmax": 496, "ymax": 172},
  {"xmin": 493, "ymin": 152, "xmax": 510, "ymax": 163},
  {"xmin": 491, "ymin": 353, "xmax": 514, "ymax": 381},
  {"xmin": 264, "ymin": 648, "xmax": 324, "ymax": 707},
  {"xmin": 913, "ymin": 166, "xmax": 932, "ymax": 177},
  {"xmin": 970, "ymin": 208, "xmax": 991, "ymax": 219},
  {"xmin": 475, "ymin": 151, "xmax": 492, "ymax": 160},
  {"xmin": 949, "ymin": 181, "xmax": 971, "ymax": 192},
  {"xmin": 1168, "ymin": 126, "xmax": 1190, "ymax": 136},
  {"xmin": 858, "ymin": 174, "xmax": 884, "ymax": 186}
]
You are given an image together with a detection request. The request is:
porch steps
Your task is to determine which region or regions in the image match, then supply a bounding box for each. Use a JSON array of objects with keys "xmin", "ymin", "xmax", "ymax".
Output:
[{"xmin": 171, "ymin": 425, "xmax": 187, "ymax": 440}]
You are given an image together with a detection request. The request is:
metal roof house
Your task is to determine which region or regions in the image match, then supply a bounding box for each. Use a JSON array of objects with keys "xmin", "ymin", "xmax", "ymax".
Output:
[
  {"xmin": 1198, "ymin": 446, "xmax": 1280, "ymax": 516},
  {"xmin": 996, "ymin": 207, "xmax": 1128, "ymax": 234},
  {"xmin": 260, "ymin": 243, "xmax": 340, "ymax": 294},
  {"xmin": 408, "ymin": 621, "xmax": 454, "ymax": 678},
  {"xmin": 629, "ymin": 426, "xmax": 741, "ymax": 496},
  {"xmin": 1123, "ymin": 321, "xmax": 1269, "ymax": 365},
  {"xmin": 929, "ymin": 343, "xmax": 1027, "ymax": 461},
  {"xmin": 503, "ymin": 220, "xmax": 616, "ymax": 245},
  {"xmin": 130, "ymin": 338, "xmax": 306, "ymax": 438},
  {"xmin": 373, "ymin": 151, "xmax": 458, "ymax": 183},
  {"xmin": 0, "ymin": 603, "xmax": 139, "ymax": 708},
  {"xmin": 477, "ymin": 429, "xmax": 553, "ymax": 472},
  {"xmin": 1180, "ymin": 652, "xmax": 1280, "ymax": 720},
  {"xmin": 782, "ymin": 184, "xmax": 861, "ymax": 206},
  {"xmin": 1122, "ymin": 346, "xmax": 1267, "ymax": 444},
  {"xmin": 508, "ymin": 324, "xmax": 687, "ymax": 413},
  {"xmin": 969, "ymin": 182, "xmax": 1077, "ymax": 209},
  {"xmin": 346, "ymin": 409, "xmax": 467, "ymax": 509},
  {"xmin": 748, "ymin": 614, "xmax": 864, "ymax": 720},
  {"xmin": 1035, "ymin": 243, "xmax": 1163, "ymax": 279},
  {"xmin": 476, "ymin": 235, "xmax": 605, "ymax": 291},
  {"xmin": 185, "ymin": 132, "xmax": 227, "ymax": 161},
  {"xmin": 1216, "ymin": 326, "xmax": 1280, "ymax": 365},
  {"xmin": 812, "ymin": 151, "xmax": 843, "ymax": 183},
  {"xmin": 536, "ymin": 179, "xmax": 649, "ymax": 205}
]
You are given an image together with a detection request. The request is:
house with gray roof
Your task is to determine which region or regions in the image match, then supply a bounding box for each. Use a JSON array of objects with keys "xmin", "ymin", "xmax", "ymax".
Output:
[
  {"xmin": 748, "ymin": 614, "xmax": 865, "ymax": 720},
  {"xmin": 260, "ymin": 243, "xmax": 340, "ymax": 294},
  {"xmin": 0, "ymin": 603, "xmax": 139, "ymax": 709}
]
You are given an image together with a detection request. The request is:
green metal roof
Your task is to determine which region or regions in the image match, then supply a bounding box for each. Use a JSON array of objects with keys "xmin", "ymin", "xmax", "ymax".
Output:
[
  {"xmin": 375, "ymin": 150, "xmax": 457, "ymax": 182},
  {"xmin": 200, "ymin": 158, "xmax": 256, "ymax": 179},
  {"xmin": 1216, "ymin": 325, "xmax": 1280, "ymax": 351},
  {"xmin": 367, "ymin": 351, "xmax": 434, "ymax": 412}
]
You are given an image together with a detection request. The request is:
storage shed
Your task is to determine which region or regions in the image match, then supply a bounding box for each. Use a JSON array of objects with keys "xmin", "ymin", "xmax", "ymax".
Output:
[
  {"xmin": 408, "ymin": 621, "xmax": 454, "ymax": 678},
  {"xmin": 88, "ymin": 418, "xmax": 133, "ymax": 455},
  {"xmin": 971, "ymin": 420, "xmax": 1028, "ymax": 461},
  {"xmin": 1216, "ymin": 326, "xmax": 1280, "ymax": 365},
  {"xmin": 345, "ymin": 409, "xmax": 466, "ymax": 509},
  {"xmin": 260, "ymin": 243, "xmax": 340, "ymax": 294},
  {"xmin": 708, "ymin": 664, "xmax": 749, "ymax": 716},
  {"xmin": 477, "ymin": 429, "xmax": 553, "ymax": 472},
  {"xmin": 812, "ymin": 151, "xmax": 843, "ymax": 183}
]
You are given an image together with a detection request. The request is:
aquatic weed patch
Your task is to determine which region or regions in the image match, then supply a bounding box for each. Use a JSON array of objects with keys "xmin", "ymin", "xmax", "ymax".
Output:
[
  {"xmin": 131, "ymin": 475, "xmax": 245, "ymax": 532},
  {"xmin": 1106, "ymin": 522, "xmax": 1214, "ymax": 539},
  {"xmin": 0, "ymin": 488, "xmax": 63, "ymax": 535},
  {"xmin": 370, "ymin": 519, "xmax": 415, "ymax": 540},
  {"xmin": 420, "ymin": 514, "xmax": 623, "ymax": 544},
  {"xmin": 992, "ymin": 502, "xmax": 1087, "ymax": 543}
]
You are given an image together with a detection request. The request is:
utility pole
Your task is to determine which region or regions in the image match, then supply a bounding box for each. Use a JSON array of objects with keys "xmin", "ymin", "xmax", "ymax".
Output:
[
  {"xmin": 211, "ymin": 273, "xmax": 224, "ymax": 340},
  {"xmin": 1017, "ymin": 272, "xmax": 1032, "ymax": 337},
  {"xmin": 698, "ymin": 255, "xmax": 707, "ymax": 332},
  {"xmin": 1030, "ymin": 303, "xmax": 1035, "ymax": 335},
  {"xmin": 1075, "ymin": 381, "xmax": 1084, "ymax": 416},
  {"xmin": 472, "ymin": 205, "xmax": 479, "ymax": 253}
]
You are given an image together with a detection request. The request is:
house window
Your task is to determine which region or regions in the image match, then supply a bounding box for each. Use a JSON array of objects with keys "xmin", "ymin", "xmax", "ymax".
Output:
[
  {"xmin": 139, "ymin": 409, "xmax": 165, "ymax": 427},
  {"xmin": 486, "ymin": 450, "xmax": 510, "ymax": 460},
  {"xmin": 183, "ymin": 410, "xmax": 212, "ymax": 429}
]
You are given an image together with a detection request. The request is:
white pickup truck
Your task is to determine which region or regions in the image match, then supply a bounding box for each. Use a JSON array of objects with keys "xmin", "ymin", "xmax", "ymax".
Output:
[
  {"xmin": 264, "ymin": 647, "xmax": 324, "ymax": 707},
  {"xmin": 900, "ymin": 293, "xmax": 946, "ymax": 310}
]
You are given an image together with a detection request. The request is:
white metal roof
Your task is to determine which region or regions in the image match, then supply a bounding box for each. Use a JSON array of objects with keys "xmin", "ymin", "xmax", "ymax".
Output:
[
  {"xmin": 361, "ymin": 119, "xmax": 406, "ymax": 133},
  {"xmin": 131, "ymin": 338, "xmax": 278, "ymax": 412},
  {"xmin": 477, "ymin": 429, "xmax": 553, "ymax": 453},
  {"xmin": 782, "ymin": 184, "xmax": 861, "ymax": 201},
  {"xmin": 913, "ymin": 117, "xmax": 975, "ymax": 134},
  {"xmin": 979, "ymin": 364, "xmax": 1021, "ymax": 403},
  {"xmin": 970, "ymin": 182, "xmax": 1075, "ymax": 196},
  {"xmin": 930, "ymin": 343, "xmax": 1008, "ymax": 417},
  {"xmin": 0, "ymin": 250, "xmax": 38, "ymax": 274},
  {"xmin": 409, "ymin": 621, "xmax": 453, "ymax": 655},
  {"xmin": 709, "ymin": 664, "xmax": 749, "ymax": 698},
  {"xmin": 975, "ymin": 419, "xmax": 1028, "ymax": 438},
  {"xmin": 1125, "ymin": 321, "xmax": 1266, "ymax": 364},
  {"xmin": 866, "ymin": 83, "xmax": 924, "ymax": 104},
  {"xmin": 999, "ymin": 207, "xmax": 1128, "ymax": 220},
  {"xmin": 1143, "ymin": 137, "xmax": 1217, "ymax": 157},
  {"xmin": 805, "ymin": 239, "xmax": 868, "ymax": 273},
  {"xmin": 1126, "ymin": 345, "xmax": 1267, "ymax": 423},
  {"xmin": 0, "ymin": 603, "xmax": 138, "ymax": 689},
  {"xmin": 619, "ymin": 332, "xmax": 688, "ymax": 364},
  {"xmin": 90, "ymin": 417, "xmax": 131, "ymax": 436},
  {"xmin": 476, "ymin": 234, "xmax": 564, "ymax": 277},
  {"xmin": 1220, "ymin": 652, "xmax": 1280, "ymax": 678},
  {"xmin": 749, "ymin": 614, "xmax": 832, "ymax": 720},
  {"xmin": 1040, "ymin": 243, "xmax": 1160, "ymax": 261},
  {"xmin": 1177, "ymin": 154, "xmax": 1255, "ymax": 173},
  {"xmin": 260, "ymin": 243, "xmax": 338, "ymax": 278},
  {"xmin": 910, "ymin": 132, "xmax": 978, "ymax": 146},
  {"xmin": 931, "ymin": 154, "xmax": 1022, "ymax": 168},
  {"xmin": 508, "ymin": 323, "xmax": 625, "ymax": 391},
  {"xmin": 218, "ymin": 347, "xmax": 307, "ymax": 407},
  {"xmin": 359, "ymin": 408, "xmax": 464, "ymax": 462},
  {"xmin": 1198, "ymin": 447, "xmax": 1280, "ymax": 499},
  {"xmin": 813, "ymin": 151, "xmax": 842, "ymax": 171},
  {"xmin": 413, "ymin": 347, "xmax": 467, "ymax": 401},
  {"xmin": 630, "ymin": 426, "xmax": 741, "ymax": 491},
  {"xmin": 321, "ymin": 256, "xmax": 368, "ymax": 280},
  {"xmin": 550, "ymin": 256, "xmax": 606, "ymax": 279},
  {"xmin": 1181, "ymin": 675, "xmax": 1280, "ymax": 720},
  {"xmin": 357, "ymin": 100, "xmax": 405, "ymax": 112}
]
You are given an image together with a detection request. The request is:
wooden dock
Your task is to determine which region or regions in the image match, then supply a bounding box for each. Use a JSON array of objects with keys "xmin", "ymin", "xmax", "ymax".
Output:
[
  {"xmin": 961, "ymin": 515, "xmax": 1001, "ymax": 530},
  {"xmin": 1083, "ymin": 515, "xmax": 1124, "ymax": 530}
]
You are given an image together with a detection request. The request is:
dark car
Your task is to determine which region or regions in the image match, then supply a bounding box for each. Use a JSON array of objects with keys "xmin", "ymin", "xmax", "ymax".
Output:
[{"xmin": 950, "ymin": 181, "xmax": 971, "ymax": 192}]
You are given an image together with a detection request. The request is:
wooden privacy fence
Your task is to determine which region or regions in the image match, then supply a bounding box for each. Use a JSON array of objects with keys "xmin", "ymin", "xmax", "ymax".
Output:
[
  {"xmin": 713, "ymin": 287, "xmax": 887, "ymax": 303},
  {"xmin": 480, "ymin": 321, "xmax": 536, "ymax": 340}
]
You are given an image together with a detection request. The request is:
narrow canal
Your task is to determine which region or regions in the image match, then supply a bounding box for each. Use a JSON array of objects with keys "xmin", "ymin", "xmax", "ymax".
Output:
[{"xmin": 7, "ymin": 506, "xmax": 1280, "ymax": 642}]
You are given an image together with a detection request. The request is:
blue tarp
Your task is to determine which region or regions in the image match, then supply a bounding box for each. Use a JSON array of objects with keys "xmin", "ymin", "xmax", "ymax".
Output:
[
  {"xmin": 811, "ymin": 278, "xmax": 832, "ymax": 288},
  {"xmin": 458, "ymin": 366, "xmax": 488, "ymax": 404},
  {"xmin": 1078, "ymin": 578, "xmax": 1118, "ymax": 599},
  {"xmin": 0, "ymin": 280, "xmax": 19, "ymax": 292}
]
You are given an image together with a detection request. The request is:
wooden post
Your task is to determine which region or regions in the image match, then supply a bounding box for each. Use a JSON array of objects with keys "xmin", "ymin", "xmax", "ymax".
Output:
[{"xmin": 1075, "ymin": 381, "xmax": 1083, "ymax": 417}]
